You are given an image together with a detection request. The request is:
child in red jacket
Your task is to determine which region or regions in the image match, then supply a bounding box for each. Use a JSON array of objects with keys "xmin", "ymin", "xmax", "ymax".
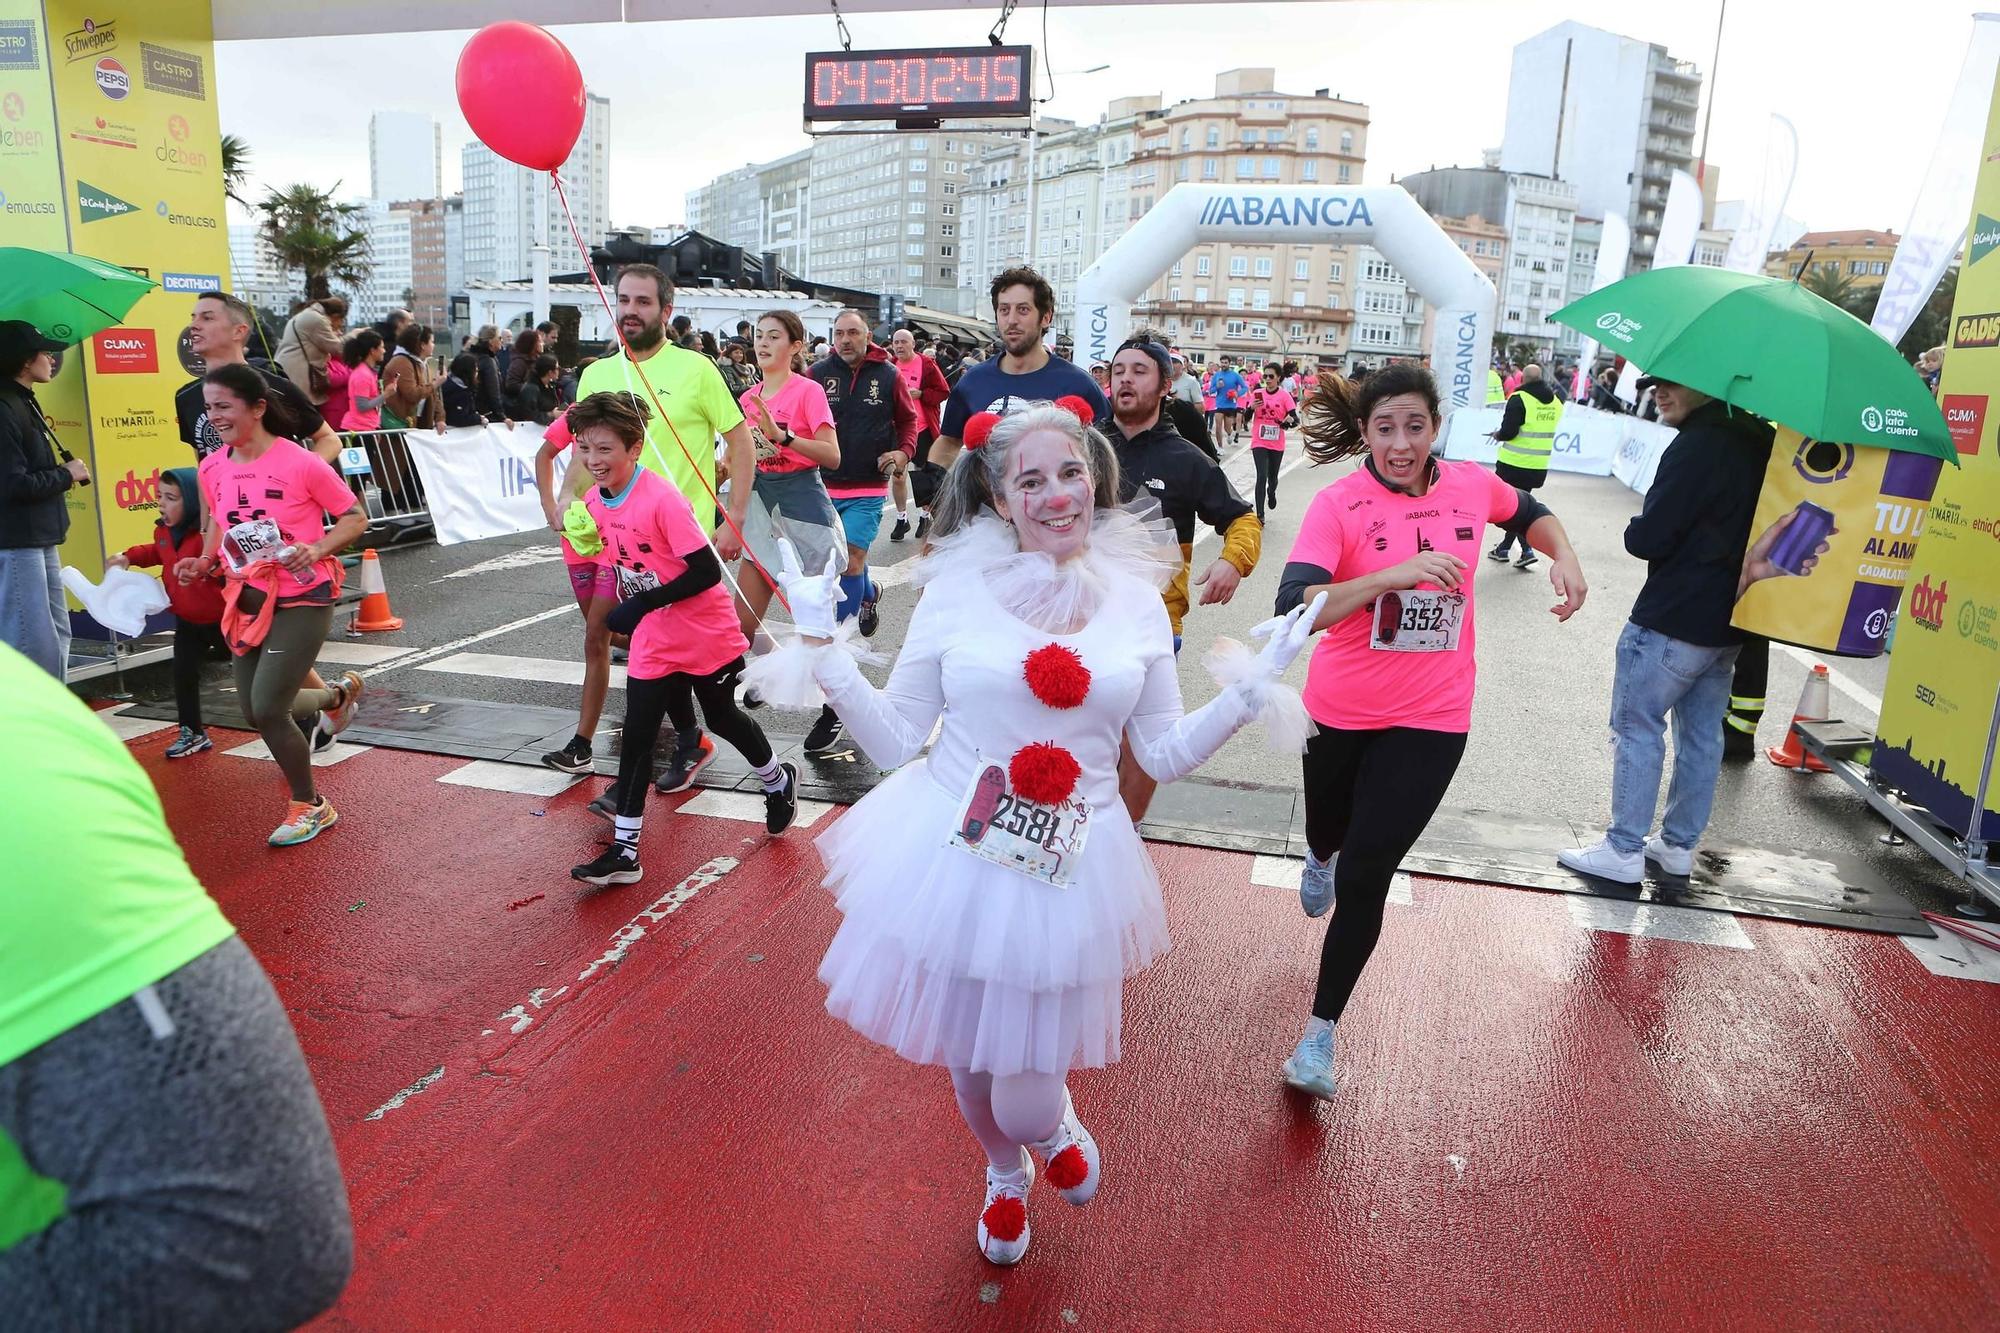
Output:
[{"xmin": 109, "ymin": 466, "xmax": 226, "ymax": 758}]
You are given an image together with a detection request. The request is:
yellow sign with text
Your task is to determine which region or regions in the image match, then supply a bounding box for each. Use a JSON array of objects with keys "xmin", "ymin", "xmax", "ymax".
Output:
[{"xmin": 1876, "ymin": 65, "xmax": 2000, "ymax": 841}]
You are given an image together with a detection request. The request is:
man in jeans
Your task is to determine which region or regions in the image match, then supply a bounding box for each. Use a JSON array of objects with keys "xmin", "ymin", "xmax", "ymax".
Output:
[
  {"xmin": 1558, "ymin": 375, "xmax": 1773, "ymax": 884},
  {"xmin": 0, "ymin": 321, "xmax": 86, "ymax": 680}
]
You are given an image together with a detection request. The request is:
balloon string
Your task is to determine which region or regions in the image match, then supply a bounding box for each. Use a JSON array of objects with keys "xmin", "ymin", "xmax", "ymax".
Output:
[{"xmin": 547, "ymin": 169, "xmax": 792, "ymax": 615}]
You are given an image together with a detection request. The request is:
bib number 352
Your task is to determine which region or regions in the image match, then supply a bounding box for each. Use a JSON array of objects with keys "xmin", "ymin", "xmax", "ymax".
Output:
[{"xmin": 1370, "ymin": 588, "xmax": 1466, "ymax": 653}]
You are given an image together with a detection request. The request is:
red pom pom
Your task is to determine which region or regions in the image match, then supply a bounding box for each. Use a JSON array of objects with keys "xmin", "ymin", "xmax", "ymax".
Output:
[
  {"xmin": 1046, "ymin": 1145, "xmax": 1089, "ymax": 1190},
  {"xmin": 1010, "ymin": 742, "xmax": 1081, "ymax": 807},
  {"xmin": 1023, "ymin": 643, "xmax": 1091, "ymax": 709},
  {"xmin": 963, "ymin": 411, "xmax": 1001, "ymax": 451},
  {"xmin": 982, "ymin": 1195, "xmax": 1027, "ymax": 1243},
  {"xmin": 1054, "ymin": 394, "xmax": 1097, "ymax": 427}
]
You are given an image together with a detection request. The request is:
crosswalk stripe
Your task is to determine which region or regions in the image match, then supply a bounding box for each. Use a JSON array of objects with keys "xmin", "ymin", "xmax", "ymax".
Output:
[
  {"xmin": 1565, "ymin": 896, "xmax": 1754, "ymax": 949},
  {"xmin": 437, "ymin": 759, "xmax": 582, "ymax": 796},
  {"xmin": 315, "ymin": 641, "xmax": 415, "ymax": 666},
  {"xmin": 418, "ymin": 652, "xmax": 629, "ymax": 689},
  {"xmin": 678, "ymin": 788, "xmax": 832, "ymax": 829},
  {"xmin": 224, "ymin": 738, "xmax": 374, "ymax": 767},
  {"xmin": 96, "ymin": 704, "xmax": 177, "ymax": 742},
  {"xmin": 1250, "ymin": 855, "xmax": 1413, "ymax": 906}
]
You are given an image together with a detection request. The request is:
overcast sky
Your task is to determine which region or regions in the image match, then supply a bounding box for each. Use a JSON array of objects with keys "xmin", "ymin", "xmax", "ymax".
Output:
[{"xmin": 217, "ymin": 0, "xmax": 1980, "ymax": 238}]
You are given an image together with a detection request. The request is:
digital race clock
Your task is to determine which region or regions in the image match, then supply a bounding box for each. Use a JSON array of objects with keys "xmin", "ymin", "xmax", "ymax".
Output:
[{"xmin": 803, "ymin": 45, "xmax": 1034, "ymax": 124}]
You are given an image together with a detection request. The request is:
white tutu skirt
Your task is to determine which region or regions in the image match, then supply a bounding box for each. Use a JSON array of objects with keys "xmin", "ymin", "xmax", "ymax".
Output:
[{"xmin": 815, "ymin": 760, "xmax": 1171, "ymax": 1077}]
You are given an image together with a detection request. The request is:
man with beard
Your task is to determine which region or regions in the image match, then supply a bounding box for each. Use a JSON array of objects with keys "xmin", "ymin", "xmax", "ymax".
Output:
[
  {"xmin": 1098, "ymin": 336, "xmax": 1262, "ymax": 821},
  {"xmin": 928, "ymin": 267, "xmax": 1106, "ymax": 471}
]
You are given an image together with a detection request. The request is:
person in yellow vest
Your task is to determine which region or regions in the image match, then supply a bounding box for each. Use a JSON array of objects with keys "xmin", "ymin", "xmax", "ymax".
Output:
[
  {"xmin": 1485, "ymin": 366, "xmax": 1507, "ymax": 407},
  {"xmin": 1488, "ymin": 364, "xmax": 1562, "ymax": 569}
]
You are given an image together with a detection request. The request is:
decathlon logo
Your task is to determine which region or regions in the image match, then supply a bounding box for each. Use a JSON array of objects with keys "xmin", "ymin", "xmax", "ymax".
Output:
[
  {"xmin": 161, "ymin": 271, "xmax": 218, "ymax": 293},
  {"xmin": 1196, "ymin": 193, "xmax": 1374, "ymax": 229},
  {"xmin": 1594, "ymin": 310, "xmax": 1642, "ymax": 342}
]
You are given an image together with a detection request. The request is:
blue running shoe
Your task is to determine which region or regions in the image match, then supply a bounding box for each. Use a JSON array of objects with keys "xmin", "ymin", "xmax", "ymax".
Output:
[
  {"xmin": 1281, "ymin": 1022, "xmax": 1337, "ymax": 1100},
  {"xmin": 1300, "ymin": 850, "xmax": 1336, "ymax": 918}
]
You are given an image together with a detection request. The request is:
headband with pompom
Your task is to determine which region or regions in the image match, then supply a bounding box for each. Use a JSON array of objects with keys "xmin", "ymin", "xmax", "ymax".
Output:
[
  {"xmin": 962, "ymin": 411, "xmax": 1001, "ymax": 451},
  {"xmin": 1054, "ymin": 395, "xmax": 1097, "ymax": 427}
]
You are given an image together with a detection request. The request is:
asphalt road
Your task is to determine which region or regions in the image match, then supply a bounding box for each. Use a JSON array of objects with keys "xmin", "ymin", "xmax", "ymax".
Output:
[{"xmin": 106, "ymin": 443, "xmax": 1963, "ymax": 912}]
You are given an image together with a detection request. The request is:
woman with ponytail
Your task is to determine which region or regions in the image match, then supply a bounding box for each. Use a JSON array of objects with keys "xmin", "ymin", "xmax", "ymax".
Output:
[{"xmin": 1271, "ymin": 364, "xmax": 1588, "ymax": 1100}]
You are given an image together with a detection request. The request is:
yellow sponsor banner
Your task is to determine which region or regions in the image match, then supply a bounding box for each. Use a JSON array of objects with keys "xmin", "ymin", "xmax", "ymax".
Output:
[
  {"xmin": 43, "ymin": 0, "xmax": 227, "ymax": 569},
  {"xmin": 1876, "ymin": 65, "xmax": 2000, "ymax": 841},
  {"xmin": 1731, "ymin": 429, "xmax": 1941, "ymax": 657},
  {"xmin": 0, "ymin": 0, "xmax": 99, "ymax": 576}
]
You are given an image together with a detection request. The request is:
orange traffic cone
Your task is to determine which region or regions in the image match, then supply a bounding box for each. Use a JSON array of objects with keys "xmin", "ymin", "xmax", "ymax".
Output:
[
  {"xmin": 351, "ymin": 549, "xmax": 404, "ymax": 632},
  {"xmin": 1766, "ymin": 662, "xmax": 1831, "ymax": 772}
]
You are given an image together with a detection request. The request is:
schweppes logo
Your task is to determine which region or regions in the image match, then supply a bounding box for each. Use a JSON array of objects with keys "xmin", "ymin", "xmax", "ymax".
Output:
[
  {"xmin": 77, "ymin": 178, "xmax": 136, "ymax": 222},
  {"xmin": 1953, "ymin": 311, "xmax": 2000, "ymax": 349},
  {"xmin": 1973, "ymin": 213, "xmax": 2000, "ymax": 267}
]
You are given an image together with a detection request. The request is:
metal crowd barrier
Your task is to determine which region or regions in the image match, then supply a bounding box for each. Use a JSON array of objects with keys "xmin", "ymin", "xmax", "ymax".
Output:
[{"xmin": 337, "ymin": 429, "xmax": 434, "ymax": 545}]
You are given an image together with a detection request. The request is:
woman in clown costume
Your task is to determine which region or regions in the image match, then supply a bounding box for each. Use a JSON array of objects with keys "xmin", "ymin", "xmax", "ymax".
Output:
[{"xmin": 752, "ymin": 397, "xmax": 1323, "ymax": 1266}]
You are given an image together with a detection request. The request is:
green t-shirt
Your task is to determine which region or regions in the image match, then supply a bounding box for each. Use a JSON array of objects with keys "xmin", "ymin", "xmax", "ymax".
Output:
[
  {"xmin": 0, "ymin": 645, "xmax": 234, "ymax": 1070},
  {"xmin": 576, "ymin": 342, "xmax": 745, "ymax": 520}
]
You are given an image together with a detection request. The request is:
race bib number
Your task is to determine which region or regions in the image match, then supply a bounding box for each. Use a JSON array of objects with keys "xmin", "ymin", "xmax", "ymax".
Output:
[
  {"xmin": 947, "ymin": 758, "xmax": 1091, "ymax": 888},
  {"xmin": 221, "ymin": 517, "xmax": 285, "ymax": 573},
  {"xmin": 615, "ymin": 563, "xmax": 662, "ymax": 601},
  {"xmin": 1370, "ymin": 588, "xmax": 1466, "ymax": 653},
  {"xmin": 1255, "ymin": 422, "xmax": 1282, "ymax": 443}
]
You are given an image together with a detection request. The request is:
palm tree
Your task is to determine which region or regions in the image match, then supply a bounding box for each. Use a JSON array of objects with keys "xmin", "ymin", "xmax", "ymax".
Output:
[
  {"xmin": 257, "ymin": 183, "xmax": 371, "ymax": 303},
  {"xmin": 1897, "ymin": 266, "xmax": 1958, "ymax": 361},
  {"xmin": 1799, "ymin": 262, "xmax": 1863, "ymax": 311},
  {"xmin": 220, "ymin": 135, "xmax": 251, "ymax": 209}
]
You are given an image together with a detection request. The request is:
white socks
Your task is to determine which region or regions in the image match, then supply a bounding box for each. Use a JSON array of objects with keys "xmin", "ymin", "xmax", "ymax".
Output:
[
  {"xmin": 613, "ymin": 814, "xmax": 641, "ymax": 853},
  {"xmin": 753, "ymin": 759, "xmax": 786, "ymax": 793}
]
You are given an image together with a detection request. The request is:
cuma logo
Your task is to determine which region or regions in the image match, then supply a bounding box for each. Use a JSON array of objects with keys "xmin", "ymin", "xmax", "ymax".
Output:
[
  {"xmin": 1973, "ymin": 213, "xmax": 2000, "ymax": 267},
  {"xmin": 1909, "ymin": 574, "xmax": 1949, "ymax": 632},
  {"xmin": 76, "ymin": 178, "xmax": 135, "ymax": 222},
  {"xmin": 1944, "ymin": 394, "xmax": 1987, "ymax": 457},
  {"xmin": 93, "ymin": 56, "xmax": 127, "ymax": 100}
]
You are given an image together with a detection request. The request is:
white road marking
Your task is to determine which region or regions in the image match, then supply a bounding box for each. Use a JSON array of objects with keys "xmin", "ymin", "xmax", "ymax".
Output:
[
  {"xmin": 418, "ymin": 651, "xmax": 628, "ymax": 689},
  {"xmin": 1565, "ymin": 895, "xmax": 1754, "ymax": 949},
  {"xmin": 677, "ymin": 787, "xmax": 831, "ymax": 829},
  {"xmin": 314, "ymin": 641, "xmax": 414, "ymax": 666},
  {"xmin": 1193, "ymin": 451, "xmax": 1314, "ymax": 552},
  {"xmin": 1772, "ymin": 643, "xmax": 1883, "ymax": 724},
  {"xmin": 359, "ymin": 602, "xmax": 578, "ymax": 678},
  {"xmin": 1250, "ymin": 854, "xmax": 1413, "ymax": 906},
  {"xmin": 435, "ymin": 543, "xmax": 566, "ymax": 583},
  {"xmin": 1900, "ymin": 927, "xmax": 2000, "ymax": 984},
  {"xmin": 225, "ymin": 738, "xmax": 374, "ymax": 767},
  {"xmin": 364, "ymin": 1065, "xmax": 444, "ymax": 1121},
  {"xmin": 96, "ymin": 704, "xmax": 177, "ymax": 742},
  {"xmin": 437, "ymin": 759, "xmax": 582, "ymax": 797}
]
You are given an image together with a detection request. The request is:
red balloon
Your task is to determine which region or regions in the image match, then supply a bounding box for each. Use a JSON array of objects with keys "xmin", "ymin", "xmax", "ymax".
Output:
[{"xmin": 456, "ymin": 22, "xmax": 586, "ymax": 172}]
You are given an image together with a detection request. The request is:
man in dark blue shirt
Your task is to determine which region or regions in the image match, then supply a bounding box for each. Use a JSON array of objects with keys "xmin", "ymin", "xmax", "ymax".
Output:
[{"xmin": 929, "ymin": 267, "xmax": 1108, "ymax": 470}]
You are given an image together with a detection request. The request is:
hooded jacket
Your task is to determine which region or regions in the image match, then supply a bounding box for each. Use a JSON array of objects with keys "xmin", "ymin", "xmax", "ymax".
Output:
[
  {"xmin": 810, "ymin": 343, "xmax": 919, "ymax": 493},
  {"xmin": 1100, "ymin": 409, "xmax": 1261, "ymax": 635},
  {"xmin": 119, "ymin": 465, "xmax": 224, "ymax": 623}
]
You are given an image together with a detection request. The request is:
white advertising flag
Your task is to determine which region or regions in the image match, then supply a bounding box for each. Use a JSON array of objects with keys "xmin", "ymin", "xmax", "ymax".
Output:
[
  {"xmin": 1721, "ymin": 115, "xmax": 1800, "ymax": 275},
  {"xmin": 1571, "ymin": 213, "xmax": 1632, "ymax": 395},
  {"xmin": 1616, "ymin": 172, "xmax": 1704, "ymax": 403}
]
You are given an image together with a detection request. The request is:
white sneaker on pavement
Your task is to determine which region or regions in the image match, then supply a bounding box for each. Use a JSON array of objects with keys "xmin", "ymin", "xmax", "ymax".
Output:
[
  {"xmin": 1282, "ymin": 1021, "xmax": 1337, "ymax": 1100},
  {"xmin": 977, "ymin": 1153, "xmax": 1034, "ymax": 1265},
  {"xmin": 1644, "ymin": 835, "xmax": 1694, "ymax": 877},
  {"xmin": 1030, "ymin": 1090, "xmax": 1101, "ymax": 1206},
  {"xmin": 1556, "ymin": 837, "xmax": 1644, "ymax": 885}
]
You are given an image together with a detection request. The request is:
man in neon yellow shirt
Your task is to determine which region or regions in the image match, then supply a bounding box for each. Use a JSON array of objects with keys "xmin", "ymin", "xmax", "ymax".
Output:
[
  {"xmin": 0, "ymin": 645, "xmax": 352, "ymax": 1323},
  {"xmin": 576, "ymin": 263, "xmax": 757, "ymax": 561}
]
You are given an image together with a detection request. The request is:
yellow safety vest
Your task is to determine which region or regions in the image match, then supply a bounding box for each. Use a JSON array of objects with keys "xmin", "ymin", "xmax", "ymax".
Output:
[
  {"xmin": 1486, "ymin": 370, "xmax": 1506, "ymax": 406},
  {"xmin": 1497, "ymin": 391, "xmax": 1563, "ymax": 472}
]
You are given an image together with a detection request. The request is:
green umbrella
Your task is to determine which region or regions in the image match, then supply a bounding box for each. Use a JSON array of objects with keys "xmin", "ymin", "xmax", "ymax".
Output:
[
  {"xmin": 0, "ymin": 247, "xmax": 158, "ymax": 346},
  {"xmin": 1550, "ymin": 265, "xmax": 1956, "ymax": 463}
]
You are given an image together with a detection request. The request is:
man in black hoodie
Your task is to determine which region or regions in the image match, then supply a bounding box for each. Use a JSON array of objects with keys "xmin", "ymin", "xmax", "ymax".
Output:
[
  {"xmin": 0, "ymin": 321, "xmax": 87, "ymax": 679},
  {"xmin": 1558, "ymin": 375, "xmax": 1773, "ymax": 886},
  {"xmin": 1488, "ymin": 364, "xmax": 1561, "ymax": 568}
]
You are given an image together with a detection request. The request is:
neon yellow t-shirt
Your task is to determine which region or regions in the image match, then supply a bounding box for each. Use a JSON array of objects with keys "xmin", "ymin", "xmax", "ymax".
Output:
[
  {"xmin": 0, "ymin": 645, "xmax": 234, "ymax": 1071},
  {"xmin": 576, "ymin": 342, "xmax": 745, "ymax": 522}
]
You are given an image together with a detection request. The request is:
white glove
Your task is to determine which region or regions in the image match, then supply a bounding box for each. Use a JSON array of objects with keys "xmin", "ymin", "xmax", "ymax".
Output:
[
  {"xmin": 776, "ymin": 537, "xmax": 842, "ymax": 640},
  {"xmin": 1245, "ymin": 590, "xmax": 1326, "ymax": 682}
]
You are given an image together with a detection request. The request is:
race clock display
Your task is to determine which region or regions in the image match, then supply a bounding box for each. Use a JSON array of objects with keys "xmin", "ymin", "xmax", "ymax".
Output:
[{"xmin": 804, "ymin": 46, "xmax": 1034, "ymax": 123}]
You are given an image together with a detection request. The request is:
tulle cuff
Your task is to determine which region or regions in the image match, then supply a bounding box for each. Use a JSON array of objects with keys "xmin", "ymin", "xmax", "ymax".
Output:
[
  {"xmin": 740, "ymin": 620, "xmax": 884, "ymax": 708},
  {"xmin": 1203, "ymin": 637, "xmax": 1314, "ymax": 754}
]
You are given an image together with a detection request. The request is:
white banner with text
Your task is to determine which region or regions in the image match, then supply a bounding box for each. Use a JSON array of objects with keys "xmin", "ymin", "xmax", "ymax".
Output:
[{"xmin": 400, "ymin": 423, "xmax": 554, "ymax": 546}]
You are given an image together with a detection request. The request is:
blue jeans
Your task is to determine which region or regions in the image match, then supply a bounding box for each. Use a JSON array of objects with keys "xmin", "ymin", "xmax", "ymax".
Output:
[
  {"xmin": 1608, "ymin": 621, "xmax": 1740, "ymax": 853},
  {"xmin": 0, "ymin": 546, "xmax": 67, "ymax": 681}
]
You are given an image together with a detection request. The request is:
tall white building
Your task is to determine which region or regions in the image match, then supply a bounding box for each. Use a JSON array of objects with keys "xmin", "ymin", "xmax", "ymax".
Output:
[
  {"xmin": 344, "ymin": 199, "xmax": 415, "ymax": 325},
  {"xmin": 1400, "ymin": 166, "xmax": 1580, "ymax": 355},
  {"xmin": 1348, "ymin": 246, "xmax": 1426, "ymax": 367},
  {"xmin": 1499, "ymin": 21, "xmax": 1702, "ymax": 270},
  {"xmin": 228, "ymin": 222, "xmax": 299, "ymax": 311},
  {"xmin": 462, "ymin": 93, "xmax": 610, "ymax": 283},
  {"xmin": 685, "ymin": 148, "xmax": 814, "ymax": 275},
  {"xmin": 369, "ymin": 111, "xmax": 441, "ymax": 204}
]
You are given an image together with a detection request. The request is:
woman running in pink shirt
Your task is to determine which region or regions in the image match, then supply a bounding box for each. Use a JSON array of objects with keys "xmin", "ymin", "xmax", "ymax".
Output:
[{"xmin": 1245, "ymin": 363, "xmax": 1295, "ymax": 521}]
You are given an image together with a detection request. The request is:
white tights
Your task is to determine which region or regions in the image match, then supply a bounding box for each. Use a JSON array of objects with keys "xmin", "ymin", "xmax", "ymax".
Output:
[{"xmin": 948, "ymin": 1067, "xmax": 1069, "ymax": 1172}]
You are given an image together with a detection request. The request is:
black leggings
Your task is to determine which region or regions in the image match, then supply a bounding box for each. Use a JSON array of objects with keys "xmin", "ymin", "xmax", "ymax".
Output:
[
  {"xmin": 615, "ymin": 656, "xmax": 773, "ymax": 818},
  {"xmin": 1251, "ymin": 448, "xmax": 1282, "ymax": 514},
  {"xmin": 172, "ymin": 619, "xmax": 229, "ymax": 729},
  {"xmin": 1302, "ymin": 724, "xmax": 1468, "ymax": 1022}
]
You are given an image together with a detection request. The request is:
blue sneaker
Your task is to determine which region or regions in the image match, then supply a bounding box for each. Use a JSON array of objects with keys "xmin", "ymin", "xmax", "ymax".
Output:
[
  {"xmin": 1300, "ymin": 850, "xmax": 1336, "ymax": 918},
  {"xmin": 1281, "ymin": 1022, "xmax": 1337, "ymax": 1100}
]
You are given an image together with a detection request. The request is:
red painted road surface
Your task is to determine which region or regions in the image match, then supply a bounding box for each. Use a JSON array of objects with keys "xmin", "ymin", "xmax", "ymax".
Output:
[{"xmin": 125, "ymin": 720, "xmax": 2000, "ymax": 1331}]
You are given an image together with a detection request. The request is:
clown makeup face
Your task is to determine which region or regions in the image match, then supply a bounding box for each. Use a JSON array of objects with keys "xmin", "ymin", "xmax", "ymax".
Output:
[{"xmin": 995, "ymin": 427, "xmax": 1093, "ymax": 563}]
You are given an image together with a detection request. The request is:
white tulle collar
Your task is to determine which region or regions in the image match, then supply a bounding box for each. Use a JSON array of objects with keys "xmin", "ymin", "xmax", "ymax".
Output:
[{"xmin": 913, "ymin": 505, "xmax": 1180, "ymax": 634}]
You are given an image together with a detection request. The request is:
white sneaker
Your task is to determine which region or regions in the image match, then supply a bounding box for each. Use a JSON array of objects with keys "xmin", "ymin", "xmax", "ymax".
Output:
[
  {"xmin": 1281, "ymin": 1022, "xmax": 1337, "ymax": 1100},
  {"xmin": 977, "ymin": 1153, "xmax": 1034, "ymax": 1265},
  {"xmin": 1556, "ymin": 837, "xmax": 1644, "ymax": 885},
  {"xmin": 1644, "ymin": 835, "xmax": 1694, "ymax": 877},
  {"xmin": 1030, "ymin": 1090, "xmax": 1101, "ymax": 1206}
]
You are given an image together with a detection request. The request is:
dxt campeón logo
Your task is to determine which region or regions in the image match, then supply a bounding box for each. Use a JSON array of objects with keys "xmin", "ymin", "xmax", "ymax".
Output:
[{"xmin": 76, "ymin": 178, "xmax": 136, "ymax": 223}]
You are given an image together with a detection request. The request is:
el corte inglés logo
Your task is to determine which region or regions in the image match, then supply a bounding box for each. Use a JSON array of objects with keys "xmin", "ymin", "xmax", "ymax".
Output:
[
  {"xmin": 77, "ymin": 178, "xmax": 136, "ymax": 222},
  {"xmin": 1973, "ymin": 213, "xmax": 2000, "ymax": 267}
]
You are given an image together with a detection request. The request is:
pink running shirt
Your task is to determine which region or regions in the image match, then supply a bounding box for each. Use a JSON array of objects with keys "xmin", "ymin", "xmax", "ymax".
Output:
[
  {"xmin": 1249, "ymin": 386, "xmax": 1296, "ymax": 452},
  {"xmin": 585, "ymin": 467, "xmax": 747, "ymax": 679},
  {"xmin": 741, "ymin": 374, "xmax": 834, "ymax": 475},
  {"xmin": 1286, "ymin": 459, "xmax": 1521, "ymax": 733},
  {"xmin": 198, "ymin": 438, "xmax": 357, "ymax": 602},
  {"xmin": 341, "ymin": 362, "xmax": 380, "ymax": 431}
]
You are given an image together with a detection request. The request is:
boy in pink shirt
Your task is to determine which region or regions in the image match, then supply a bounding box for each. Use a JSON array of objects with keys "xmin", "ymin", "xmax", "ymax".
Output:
[
  {"xmin": 1245, "ymin": 364, "xmax": 1296, "ymax": 521},
  {"xmin": 565, "ymin": 391, "xmax": 800, "ymax": 887},
  {"xmin": 533, "ymin": 408, "xmax": 626, "ymax": 775}
]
